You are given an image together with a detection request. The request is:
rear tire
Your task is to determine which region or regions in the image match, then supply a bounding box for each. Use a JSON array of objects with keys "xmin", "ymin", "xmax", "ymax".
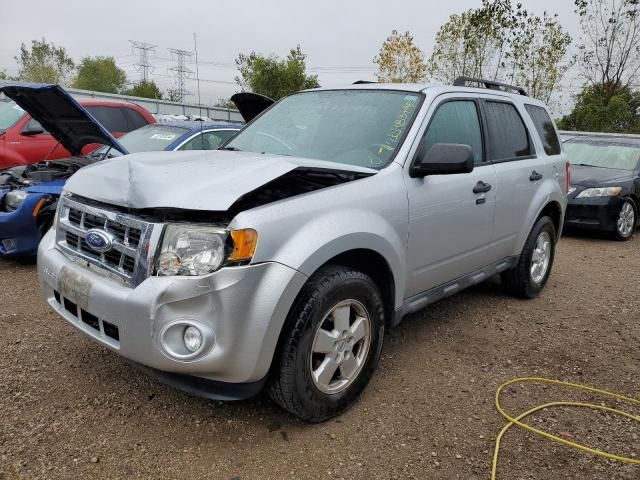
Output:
[
  {"xmin": 614, "ymin": 199, "xmax": 636, "ymax": 241},
  {"xmin": 268, "ymin": 265, "xmax": 385, "ymax": 423},
  {"xmin": 501, "ymin": 216, "xmax": 556, "ymax": 299}
]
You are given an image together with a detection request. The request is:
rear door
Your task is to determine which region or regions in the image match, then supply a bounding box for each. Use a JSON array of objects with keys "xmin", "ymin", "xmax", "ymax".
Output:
[
  {"xmin": 405, "ymin": 94, "xmax": 497, "ymax": 296},
  {"xmin": 481, "ymin": 97, "xmax": 549, "ymax": 260}
]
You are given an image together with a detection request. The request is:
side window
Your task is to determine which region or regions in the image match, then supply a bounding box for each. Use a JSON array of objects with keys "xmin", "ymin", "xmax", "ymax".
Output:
[
  {"xmin": 124, "ymin": 108, "xmax": 149, "ymax": 130},
  {"xmin": 422, "ymin": 100, "xmax": 483, "ymax": 164},
  {"xmin": 179, "ymin": 130, "xmax": 237, "ymax": 151},
  {"xmin": 525, "ymin": 104, "xmax": 561, "ymax": 156},
  {"xmin": 85, "ymin": 106, "xmax": 129, "ymax": 133},
  {"xmin": 484, "ymin": 101, "xmax": 532, "ymax": 161}
]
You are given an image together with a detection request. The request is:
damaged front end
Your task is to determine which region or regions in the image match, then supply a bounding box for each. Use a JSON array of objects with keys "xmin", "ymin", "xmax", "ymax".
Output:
[
  {"xmin": 1, "ymin": 156, "xmax": 94, "ymax": 189},
  {"xmin": 0, "ymin": 157, "xmax": 94, "ymax": 256}
]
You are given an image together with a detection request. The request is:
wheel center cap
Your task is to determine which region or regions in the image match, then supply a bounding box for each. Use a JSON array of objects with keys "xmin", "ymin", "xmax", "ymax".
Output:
[{"xmin": 336, "ymin": 340, "xmax": 346, "ymax": 352}]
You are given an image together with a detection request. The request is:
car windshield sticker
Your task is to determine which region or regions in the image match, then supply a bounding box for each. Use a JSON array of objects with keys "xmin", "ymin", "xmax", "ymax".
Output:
[
  {"xmin": 378, "ymin": 96, "xmax": 418, "ymax": 157},
  {"xmin": 150, "ymin": 133, "xmax": 178, "ymax": 141}
]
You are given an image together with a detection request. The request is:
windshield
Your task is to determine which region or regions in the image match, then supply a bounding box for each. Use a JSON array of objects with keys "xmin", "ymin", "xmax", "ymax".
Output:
[
  {"xmin": 226, "ymin": 90, "xmax": 422, "ymax": 169},
  {"xmin": 0, "ymin": 98, "xmax": 26, "ymax": 131},
  {"xmin": 91, "ymin": 124, "xmax": 190, "ymax": 158},
  {"xmin": 565, "ymin": 140, "xmax": 640, "ymax": 171}
]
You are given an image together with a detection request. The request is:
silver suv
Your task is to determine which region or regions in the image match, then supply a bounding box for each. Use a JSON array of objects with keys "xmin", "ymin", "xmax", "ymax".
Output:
[{"xmin": 38, "ymin": 78, "xmax": 568, "ymax": 422}]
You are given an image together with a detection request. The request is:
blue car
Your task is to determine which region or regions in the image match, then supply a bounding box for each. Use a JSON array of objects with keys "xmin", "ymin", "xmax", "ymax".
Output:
[{"xmin": 0, "ymin": 82, "xmax": 252, "ymax": 256}]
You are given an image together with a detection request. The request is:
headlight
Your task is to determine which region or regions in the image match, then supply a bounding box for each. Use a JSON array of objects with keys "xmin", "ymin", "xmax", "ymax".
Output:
[
  {"xmin": 156, "ymin": 224, "xmax": 258, "ymax": 276},
  {"xmin": 3, "ymin": 190, "xmax": 28, "ymax": 211},
  {"xmin": 576, "ymin": 187, "xmax": 622, "ymax": 198}
]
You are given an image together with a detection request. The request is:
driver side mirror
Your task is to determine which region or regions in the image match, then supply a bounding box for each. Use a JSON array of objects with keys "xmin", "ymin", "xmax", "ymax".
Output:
[
  {"xmin": 409, "ymin": 143, "xmax": 475, "ymax": 178},
  {"xmin": 21, "ymin": 124, "xmax": 45, "ymax": 136}
]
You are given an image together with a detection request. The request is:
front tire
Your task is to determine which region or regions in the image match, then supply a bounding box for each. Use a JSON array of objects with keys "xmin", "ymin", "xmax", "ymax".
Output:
[
  {"xmin": 614, "ymin": 199, "xmax": 636, "ymax": 241},
  {"xmin": 501, "ymin": 216, "xmax": 557, "ymax": 299},
  {"xmin": 268, "ymin": 266, "xmax": 385, "ymax": 423}
]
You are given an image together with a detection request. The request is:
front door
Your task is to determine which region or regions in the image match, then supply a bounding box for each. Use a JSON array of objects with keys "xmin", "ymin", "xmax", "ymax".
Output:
[{"xmin": 405, "ymin": 96, "xmax": 496, "ymax": 297}]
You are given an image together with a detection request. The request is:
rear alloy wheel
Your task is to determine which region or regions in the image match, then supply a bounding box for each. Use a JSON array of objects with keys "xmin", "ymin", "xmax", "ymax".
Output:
[
  {"xmin": 268, "ymin": 266, "xmax": 384, "ymax": 422},
  {"xmin": 501, "ymin": 216, "xmax": 557, "ymax": 299},
  {"xmin": 615, "ymin": 200, "xmax": 636, "ymax": 241}
]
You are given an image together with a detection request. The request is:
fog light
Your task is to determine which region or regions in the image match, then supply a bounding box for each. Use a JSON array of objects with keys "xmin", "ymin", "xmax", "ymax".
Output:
[
  {"xmin": 183, "ymin": 326, "xmax": 203, "ymax": 353},
  {"xmin": 1, "ymin": 238, "xmax": 17, "ymax": 252}
]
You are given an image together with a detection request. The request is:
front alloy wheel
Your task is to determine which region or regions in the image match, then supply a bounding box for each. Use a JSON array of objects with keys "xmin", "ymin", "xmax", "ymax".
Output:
[
  {"xmin": 310, "ymin": 300, "xmax": 371, "ymax": 394},
  {"xmin": 615, "ymin": 200, "xmax": 636, "ymax": 241},
  {"xmin": 268, "ymin": 266, "xmax": 385, "ymax": 422}
]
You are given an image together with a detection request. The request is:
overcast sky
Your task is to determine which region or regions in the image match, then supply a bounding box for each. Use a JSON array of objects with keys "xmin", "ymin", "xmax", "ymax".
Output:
[{"xmin": 0, "ymin": 0, "xmax": 583, "ymax": 109}]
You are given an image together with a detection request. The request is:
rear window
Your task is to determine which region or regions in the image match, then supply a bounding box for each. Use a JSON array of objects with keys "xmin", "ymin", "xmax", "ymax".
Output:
[
  {"xmin": 525, "ymin": 104, "xmax": 561, "ymax": 155},
  {"xmin": 85, "ymin": 106, "xmax": 130, "ymax": 133},
  {"xmin": 484, "ymin": 101, "xmax": 533, "ymax": 161}
]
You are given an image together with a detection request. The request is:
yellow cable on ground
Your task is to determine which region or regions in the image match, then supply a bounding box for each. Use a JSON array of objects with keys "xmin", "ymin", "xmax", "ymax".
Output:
[{"xmin": 492, "ymin": 377, "xmax": 640, "ymax": 479}]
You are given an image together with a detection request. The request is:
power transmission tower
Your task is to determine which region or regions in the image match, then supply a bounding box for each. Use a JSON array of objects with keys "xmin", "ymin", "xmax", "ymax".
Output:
[
  {"xmin": 168, "ymin": 48, "xmax": 193, "ymax": 102},
  {"xmin": 129, "ymin": 40, "xmax": 157, "ymax": 82}
]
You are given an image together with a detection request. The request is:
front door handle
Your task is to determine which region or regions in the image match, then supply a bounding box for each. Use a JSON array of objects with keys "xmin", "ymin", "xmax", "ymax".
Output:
[
  {"xmin": 530, "ymin": 170, "xmax": 543, "ymax": 181},
  {"xmin": 473, "ymin": 181, "xmax": 492, "ymax": 194}
]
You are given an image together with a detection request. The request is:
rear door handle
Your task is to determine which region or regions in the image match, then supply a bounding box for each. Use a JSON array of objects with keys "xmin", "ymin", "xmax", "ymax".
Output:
[
  {"xmin": 473, "ymin": 181, "xmax": 492, "ymax": 194},
  {"xmin": 530, "ymin": 170, "xmax": 543, "ymax": 181}
]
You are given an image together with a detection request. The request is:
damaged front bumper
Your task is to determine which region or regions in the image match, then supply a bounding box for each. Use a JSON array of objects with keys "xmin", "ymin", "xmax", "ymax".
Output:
[{"xmin": 38, "ymin": 228, "xmax": 308, "ymax": 399}]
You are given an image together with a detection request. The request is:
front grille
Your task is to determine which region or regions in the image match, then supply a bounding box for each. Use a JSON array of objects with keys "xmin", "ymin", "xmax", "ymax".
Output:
[{"xmin": 55, "ymin": 195, "xmax": 162, "ymax": 287}]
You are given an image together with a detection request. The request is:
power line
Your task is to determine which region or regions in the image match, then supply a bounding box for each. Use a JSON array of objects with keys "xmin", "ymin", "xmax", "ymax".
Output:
[
  {"xmin": 167, "ymin": 48, "xmax": 193, "ymax": 102},
  {"xmin": 129, "ymin": 40, "xmax": 157, "ymax": 82}
]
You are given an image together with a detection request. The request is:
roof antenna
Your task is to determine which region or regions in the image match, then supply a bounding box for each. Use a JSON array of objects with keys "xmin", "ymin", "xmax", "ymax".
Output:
[{"xmin": 193, "ymin": 32, "xmax": 204, "ymax": 147}]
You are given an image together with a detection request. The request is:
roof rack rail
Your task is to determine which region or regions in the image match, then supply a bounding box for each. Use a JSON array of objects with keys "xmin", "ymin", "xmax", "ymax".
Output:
[
  {"xmin": 353, "ymin": 80, "xmax": 377, "ymax": 85},
  {"xmin": 453, "ymin": 76, "xmax": 528, "ymax": 96}
]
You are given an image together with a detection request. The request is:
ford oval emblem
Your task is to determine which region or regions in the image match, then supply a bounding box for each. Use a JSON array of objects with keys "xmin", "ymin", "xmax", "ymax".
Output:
[{"xmin": 84, "ymin": 229, "xmax": 114, "ymax": 253}]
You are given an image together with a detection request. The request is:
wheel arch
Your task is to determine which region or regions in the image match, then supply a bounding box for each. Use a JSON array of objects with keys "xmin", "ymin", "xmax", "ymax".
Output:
[{"xmin": 537, "ymin": 200, "xmax": 563, "ymax": 239}]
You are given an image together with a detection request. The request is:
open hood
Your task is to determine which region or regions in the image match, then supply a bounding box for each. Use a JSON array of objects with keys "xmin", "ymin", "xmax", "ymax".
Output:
[
  {"xmin": 0, "ymin": 81, "xmax": 128, "ymax": 156},
  {"xmin": 230, "ymin": 92, "xmax": 275, "ymax": 122},
  {"xmin": 64, "ymin": 150, "xmax": 376, "ymax": 211}
]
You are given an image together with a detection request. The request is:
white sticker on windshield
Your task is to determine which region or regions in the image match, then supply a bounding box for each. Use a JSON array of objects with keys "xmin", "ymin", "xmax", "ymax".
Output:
[{"xmin": 150, "ymin": 133, "xmax": 177, "ymax": 141}]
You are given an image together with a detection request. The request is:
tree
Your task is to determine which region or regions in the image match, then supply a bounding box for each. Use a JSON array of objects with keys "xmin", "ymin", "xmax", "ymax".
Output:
[
  {"xmin": 374, "ymin": 30, "xmax": 428, "ymax": 83},
  {"xmin": 72, "ymin": 57, "xmax": 127, "ymax": 93},
  {"xmin": 122, "ymin": 80, "xmax": 163, "ymax": 99},
  {"xmin": 428, "ymin": 0, "xmax": 515, "ymax": 84},
  {"xmin": 557, "ymin": 84, "xmax": 640, "ymax": 133},
  {"xmin": 509, "ymin": 12, "xmax": 573, "ymax": 103},
  {"xmin": 427, "ymin": 1, "xmax": 572, "ymax": 103},
  {"xmin": 15, "ymin": 38, "xmax": 75, "ymax": 85},
  {"xmin": 235, "ymin": 45, "xmax": 319, "ymax": 100},
  {"xmin": 574, "ymin": 0, "xmax": 640, "ymax": 101}
]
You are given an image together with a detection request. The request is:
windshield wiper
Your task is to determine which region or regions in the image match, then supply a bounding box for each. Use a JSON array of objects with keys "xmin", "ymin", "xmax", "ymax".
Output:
[
  {"xmin": 220, "ymin": 146, "xmax": 242, "ymax": 151},
  {"xmin": 576, "ymin": 163, "xmax": 608, "ymax": 169}
]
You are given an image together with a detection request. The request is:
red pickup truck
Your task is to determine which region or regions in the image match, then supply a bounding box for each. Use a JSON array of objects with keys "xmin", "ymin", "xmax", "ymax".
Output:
[{"xmin": 0, "ymin": 98, "xmax": 155, "ymax": 168}]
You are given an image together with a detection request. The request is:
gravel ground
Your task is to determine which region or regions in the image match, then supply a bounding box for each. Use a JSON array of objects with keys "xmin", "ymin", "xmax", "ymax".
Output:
[{"xmin": 1, "ymin": 233, "xmax": 639, "ymax": 480}]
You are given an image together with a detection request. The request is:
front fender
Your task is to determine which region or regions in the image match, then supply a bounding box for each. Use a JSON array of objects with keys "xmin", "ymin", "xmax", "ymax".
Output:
[
  {"xmin": 256, "ymin": 209, "xmax": 406, "ymax": 310},
  {"xmin": 0, "ymin": 191, "xmax": 48, "ymax": 256}
]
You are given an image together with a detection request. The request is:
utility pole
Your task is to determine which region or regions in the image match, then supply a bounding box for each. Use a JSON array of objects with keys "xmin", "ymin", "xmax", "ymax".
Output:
[
  {"xmin": 129, "ymin": 40, "xmax": 157, "ymax": 82},
  {"xmin": 168, "ymin": 48, "xmax": 193, "ymax": 102}
]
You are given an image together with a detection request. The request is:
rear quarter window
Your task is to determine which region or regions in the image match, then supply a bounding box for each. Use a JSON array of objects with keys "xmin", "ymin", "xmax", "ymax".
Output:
[
  {"xmin": 85, "ymin": 106, "xmax": 130, "ymax": 133},
  {"xmin": 124, "ymin": 107, "xmax": 150, "ymax": 130},
  {"xmin": 525, "ymin": 104, "xmax": 561, "ymax": 156},
  {"xmin": 484, "ymin": 101, "xmax": 533, "ymax": 161}
]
